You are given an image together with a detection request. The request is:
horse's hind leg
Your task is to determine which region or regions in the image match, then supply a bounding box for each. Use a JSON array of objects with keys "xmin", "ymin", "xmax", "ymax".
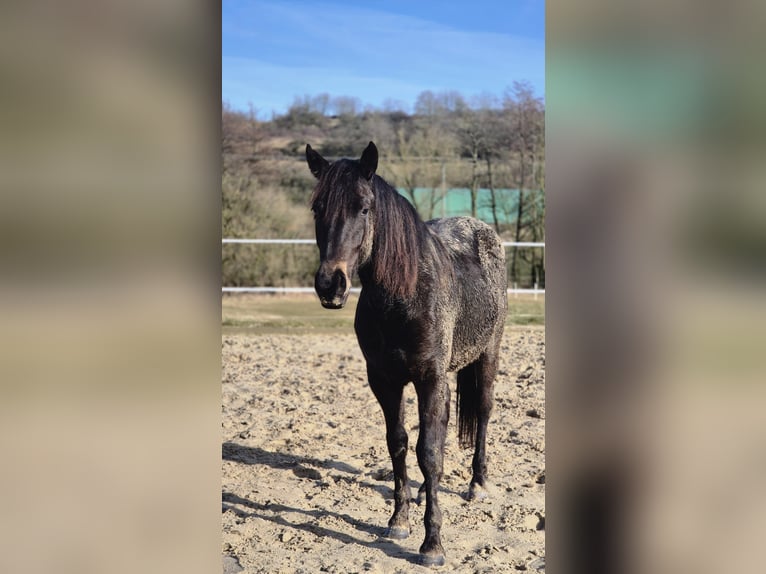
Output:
[
  {"xmin": 368, "ymin": 368, "xmax": 411, "ymax": 539},
  {"xmin": 467, "ymin": 350, "xmax": 499, "ymax": 501}
]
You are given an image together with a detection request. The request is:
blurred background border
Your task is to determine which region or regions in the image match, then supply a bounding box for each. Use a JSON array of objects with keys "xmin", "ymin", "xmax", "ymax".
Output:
[{"xmin": 0, "ymin": 2, "xmax": 764, "ymax": 574}]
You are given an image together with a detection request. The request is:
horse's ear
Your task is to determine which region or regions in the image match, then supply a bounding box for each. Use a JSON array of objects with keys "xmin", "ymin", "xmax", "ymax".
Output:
[
  {"xmin": 306, "ymin": 144, "xmax": 329, "ymax": 179},
  {"xmin": 359, "ymin": 141, "xmax": 378, "ymax": 181}
]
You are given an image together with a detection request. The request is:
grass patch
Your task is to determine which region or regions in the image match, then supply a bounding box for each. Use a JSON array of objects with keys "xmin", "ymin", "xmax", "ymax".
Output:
[{"xmin": 222, "ymin": 293, "xmax": 544, "ymax": 335}]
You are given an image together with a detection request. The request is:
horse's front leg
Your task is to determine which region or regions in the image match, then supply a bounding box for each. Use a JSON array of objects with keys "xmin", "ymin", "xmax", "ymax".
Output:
[
  {"xmin": 368, "ymin": 368, "xmax": 411, "ymax": 539},
  {"xmin": 414, "ymin": 373, "xmax": 450, "ymax": 567}
]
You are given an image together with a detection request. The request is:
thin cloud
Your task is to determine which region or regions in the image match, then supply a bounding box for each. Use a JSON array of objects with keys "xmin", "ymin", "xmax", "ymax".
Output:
[{"xmin": 223, "ymin": 0, "xmax": 544, "ymax": 114}]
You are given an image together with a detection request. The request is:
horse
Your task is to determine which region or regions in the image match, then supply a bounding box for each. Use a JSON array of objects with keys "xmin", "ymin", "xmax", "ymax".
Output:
[{"xmin": 305, "ymin": 141, "xmax": 508, "ymax": 567}]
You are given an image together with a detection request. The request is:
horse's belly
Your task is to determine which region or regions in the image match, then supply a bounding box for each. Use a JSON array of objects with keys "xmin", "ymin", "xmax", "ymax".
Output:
[{"xmin": 448, "ymin": 324, "xmax": 493, "ymax": 371}]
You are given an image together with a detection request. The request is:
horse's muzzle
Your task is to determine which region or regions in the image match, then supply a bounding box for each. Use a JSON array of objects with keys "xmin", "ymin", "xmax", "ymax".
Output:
[{"xmin": 315, "ymin": 264, "xmax": 349, "ymax": 309}]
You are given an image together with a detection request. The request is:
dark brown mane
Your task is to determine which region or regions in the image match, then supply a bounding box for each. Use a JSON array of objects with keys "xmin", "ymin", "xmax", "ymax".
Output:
[{"xmin": 369, "ymin": 175, "xmax": 422, "ymax": 299}]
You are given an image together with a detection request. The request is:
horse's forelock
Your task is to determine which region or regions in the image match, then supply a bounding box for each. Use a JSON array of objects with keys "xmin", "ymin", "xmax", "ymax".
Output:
[{"xmin": 310, "ymin": 159, "xmax": 363, "ymax": 216}]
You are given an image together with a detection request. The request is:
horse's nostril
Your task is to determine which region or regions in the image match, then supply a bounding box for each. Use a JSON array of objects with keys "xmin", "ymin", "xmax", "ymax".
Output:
[
  {"xmin": 336, "ymin": 270, "xmax": 347, "ymax": 292},
  {"xmin": 315, "ymin": 270, "xmax": 332, "ymax": 294}
]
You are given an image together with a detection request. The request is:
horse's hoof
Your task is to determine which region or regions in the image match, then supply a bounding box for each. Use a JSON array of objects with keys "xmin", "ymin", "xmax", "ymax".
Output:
[
  {"xmin": 384, "ymin": 526, "xmax": 409, "ymax": 540},
  {"xmin": 467, "ymin": 483, "xmax": 489, "ymax": 501},
  {"xmin": 418, "ymin": 552, "xmax": 446, "ymax": 567}
]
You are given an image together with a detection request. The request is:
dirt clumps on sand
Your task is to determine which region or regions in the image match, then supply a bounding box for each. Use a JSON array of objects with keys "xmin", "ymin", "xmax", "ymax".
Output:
[{"xmin": 222, "ymin": 328, "xmax": 545, "ymax": 572}]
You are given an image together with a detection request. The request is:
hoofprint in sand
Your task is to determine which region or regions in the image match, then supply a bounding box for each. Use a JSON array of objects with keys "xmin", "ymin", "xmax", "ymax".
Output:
[{"xmin": 222, "ymin": 328, "xmax": 544, "ymax": 573}]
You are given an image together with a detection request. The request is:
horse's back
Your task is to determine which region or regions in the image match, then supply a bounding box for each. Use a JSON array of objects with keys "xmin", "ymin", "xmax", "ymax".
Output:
[
  {"xmin": 428, "ymin": 217, "xmax": 504, "ymax": 268},
  {"xmin": 426, "ymin": 217, "xmax": 507, "ymax": 371}
]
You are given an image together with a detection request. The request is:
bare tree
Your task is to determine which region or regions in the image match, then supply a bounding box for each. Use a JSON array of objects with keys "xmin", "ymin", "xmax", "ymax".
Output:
[
  {"xmin": 505, "ymin": 81, "xmax": 544, "ymax": 284},
  {"xmin": 454, "ymin": 108, "xmax": 484, "ymax": 219},
  {"xmin": 384, "ymin": 91, "xmax": 459, "ymax": 219},
  {"xmin": 332, "ymin": 96, "xmax": 362, "ymax": 117}
]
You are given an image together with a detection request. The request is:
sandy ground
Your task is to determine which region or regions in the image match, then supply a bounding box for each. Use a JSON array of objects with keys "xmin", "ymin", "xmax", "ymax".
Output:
[{"xmin": 222, "ymin": 328, "xmax": 545, "ymax": 573}]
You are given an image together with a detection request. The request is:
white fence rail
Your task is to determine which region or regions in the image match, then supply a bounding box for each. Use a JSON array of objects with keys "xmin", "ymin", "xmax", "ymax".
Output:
[
  {"xmin": 222, "ymin": 238, "xmax": 545, "ymax": 247},
  {"xmin": 223, "ymin": 238, "xmax": 315, "ymax": 244},
  {"xmin": 222, "ymin": 238, "xmax": 545, "ymax": 295}
]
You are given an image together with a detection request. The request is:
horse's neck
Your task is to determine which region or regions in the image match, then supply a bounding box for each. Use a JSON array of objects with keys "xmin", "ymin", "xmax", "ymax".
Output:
[{"xmin": 358, "ymin": 220, "xmax": 434, "ymax": 297}]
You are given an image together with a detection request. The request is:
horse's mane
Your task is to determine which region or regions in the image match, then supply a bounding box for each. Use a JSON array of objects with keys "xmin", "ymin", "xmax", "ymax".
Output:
[
  {"xmin": 310, "ymin": 160, "xmax": 422, "ymax": 300},
  {"xmin": 369, "ymin": 176, "xmax": 421, "ymax": 299}
]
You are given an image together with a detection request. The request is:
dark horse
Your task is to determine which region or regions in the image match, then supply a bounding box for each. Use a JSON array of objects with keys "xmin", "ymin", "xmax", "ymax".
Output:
[{"xmin": 306, "ymin": 141, "xmax": 507, "ymax": 566}]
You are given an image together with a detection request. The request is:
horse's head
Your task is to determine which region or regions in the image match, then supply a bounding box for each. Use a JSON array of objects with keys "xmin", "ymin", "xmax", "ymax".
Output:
[{"xmin": 306, "ymin": 141, "xmax": 378, "ymax": 309}]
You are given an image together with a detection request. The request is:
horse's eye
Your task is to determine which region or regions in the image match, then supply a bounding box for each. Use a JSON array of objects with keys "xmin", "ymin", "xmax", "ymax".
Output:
[{"xmin": 361, "ymin": 208, "xmax": 369, "ymax": 216}]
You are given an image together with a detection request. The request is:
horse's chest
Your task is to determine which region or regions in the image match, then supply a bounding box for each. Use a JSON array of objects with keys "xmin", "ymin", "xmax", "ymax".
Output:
[
  {"xmin": 355, "ymin": 315, "xmax": 445, "ymax": 378},
  {"xmin": 357, "ymin": 327, "xmax": 420, "ymax": 371}
]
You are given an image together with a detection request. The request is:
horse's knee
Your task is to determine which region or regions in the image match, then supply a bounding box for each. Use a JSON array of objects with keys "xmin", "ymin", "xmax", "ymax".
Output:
[
  {"xmin": 416, "ymin": 442, "xmax": 444, "ymax": 475},
  {"xmin": 387, "ymin": 426, "xmax": 408, "ymax": 456},
  {"xmin": 388, "ymin": 441, "xmax": 407, "ymax": 460}
]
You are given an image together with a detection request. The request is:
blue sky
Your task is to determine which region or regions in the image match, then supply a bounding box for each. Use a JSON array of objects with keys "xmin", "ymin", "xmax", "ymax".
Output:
[{"xmin": 223, "ymin": 1, "xmax": 544, "ymax": 117}]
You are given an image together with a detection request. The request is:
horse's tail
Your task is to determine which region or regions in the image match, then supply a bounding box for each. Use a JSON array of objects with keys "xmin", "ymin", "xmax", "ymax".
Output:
[{"xmin": 456, "ymin": 363, "xmax": 480, "ymax": 449}]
